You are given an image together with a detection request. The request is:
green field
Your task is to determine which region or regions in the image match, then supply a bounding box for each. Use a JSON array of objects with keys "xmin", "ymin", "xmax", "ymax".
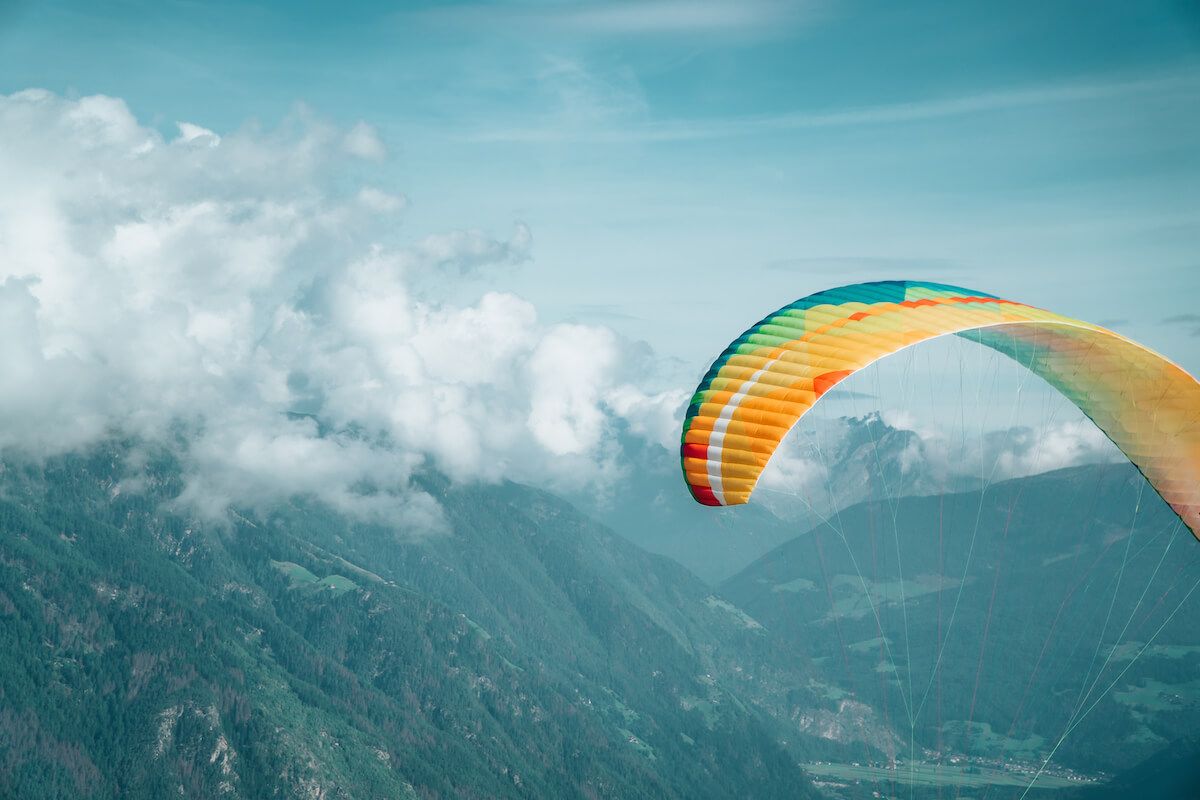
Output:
[
  {"xmin": 826, "ymin": 573, "xmax": 962, "ymax": 619},
  {"xmin": 271, "ymin": 559, "xmax": 320, "ymax": 584},
  {"xmin": 1114, "ymin": 677, "xmax": 1200, "ymax": 712},
  {"xmin": 940, "ymin": 721, "xmax": 1046, "ymax": 762},
  {"xmin": 270, "ymin": 560, "xmax": 359, "ymax": 596},
  {"xmin": 772, "ymin": 577, "xmax": 818, "ymax": 593},
  {"xmin": 847, "ymin": 635, "xmax": 891, "ymax": 653},
  {"xmin": 1107, "ymin": 642, "xmax": 1200, "ymax": 662}
]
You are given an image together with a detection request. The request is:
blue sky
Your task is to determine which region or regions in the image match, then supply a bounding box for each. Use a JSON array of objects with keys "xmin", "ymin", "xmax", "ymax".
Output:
[{"xmin": 2, "ymin": 0, "xmax": 1198, "ymax": 376}]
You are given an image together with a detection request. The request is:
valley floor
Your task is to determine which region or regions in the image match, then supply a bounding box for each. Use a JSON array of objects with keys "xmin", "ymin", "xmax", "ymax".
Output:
[{"xmin": 804, "ymin": 759, "xmax": 1101, "ymax": 797}]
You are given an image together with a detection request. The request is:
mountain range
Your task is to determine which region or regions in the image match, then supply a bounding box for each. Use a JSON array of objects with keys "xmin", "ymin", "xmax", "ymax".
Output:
[
  {"xmin": 1, "ymin": 435, "xmax": 1196, "ymax": 798},
  {"xmin": 584, "ymin": 414, "xmax": 968, "ymax": 586},
  {"xmin": 0, "ymin": 443, "xmax": 834, "ymax": 799}
]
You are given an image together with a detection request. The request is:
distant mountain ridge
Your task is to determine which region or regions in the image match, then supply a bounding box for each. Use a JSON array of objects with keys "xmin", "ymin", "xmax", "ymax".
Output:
[{"xmin": 585, "ymin": 414, "xmax": 978, "ymax": 584}]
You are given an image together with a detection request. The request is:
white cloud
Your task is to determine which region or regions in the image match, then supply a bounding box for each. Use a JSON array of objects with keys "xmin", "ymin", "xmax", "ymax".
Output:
[
  {"xmin": 175, "ymin": 122, "xmax": 220, "ymax": 146},
  {"xmin": 754, "ymin": 410, "xmax": 1125, "ymax": 522},
  {"xmin": 173, "ymin": 414, "xmax": 438, "ymax": 529},
  {"xmin": 878, "ymin": 412, "xmax": 1122, "ymax": 484},
  {"xmin": 0, "ymin": 89, "xmax": 663, "ymax": 529},
  {"xmin": 343, "ymin": 120, "xmax": 386, "ymax": 160},
  {"xmin": 988, "ymin": 420, "xmax": 1122, "ymax": 480},
  {"xmin": 357, "ymin": 186, "xmax": 406, "ymax": 213},
  {"xmin": 605, "ymin": 385, "xmax": 689, "ymax": 450},
  {"xmin": 528, "ymin": 324, "xmax": 618, "ymax": 456},
  {"xmin": 755, "ymin": 441, "xmax": 828, "ymax": 505},
  {"xmin": 413, "ymin": 223, "xmax": 532, "ymax": 274}
]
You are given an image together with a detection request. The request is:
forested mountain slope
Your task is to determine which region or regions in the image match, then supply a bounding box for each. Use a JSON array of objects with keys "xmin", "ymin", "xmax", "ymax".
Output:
[
  {"xmin": 722, "ymin": 463, "xmax": 1200, "ymax": 778},
  {"xmin": 0, "ymin": 444, "xmax": 824, "ymax": 799}
]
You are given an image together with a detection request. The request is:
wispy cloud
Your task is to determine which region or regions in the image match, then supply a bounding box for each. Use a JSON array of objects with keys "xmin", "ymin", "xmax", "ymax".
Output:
[
  {"xmin": 540, "ymin": 0, "xmax": 817, "ymax": 35},
  {"xmin": 417, "ymin": 0, "xmax": 820, "ymax": 37},
  {"xmin": 564, "ymin": 303, "xmax": 645, "ymax": 322},
  {"xmin": 762, "ymin": 256, "xmax": 964, "ymax": 277},
  {"xmin": 1164, "ymin": 312, "xmax": 1200, "ymax": 336},
  {"xmin": 463, "ymin": 68, "xmax": 1200, "ymax": 144},
  {"xmin": 532, "ymin": 55, "xmax": 649, "ymax": 127}
]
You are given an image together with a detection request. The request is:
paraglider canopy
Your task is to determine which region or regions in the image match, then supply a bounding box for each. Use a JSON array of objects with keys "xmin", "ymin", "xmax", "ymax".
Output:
[{"xmin": 681, "ymin": 280, "xmax": 1200, "ymax": 540}]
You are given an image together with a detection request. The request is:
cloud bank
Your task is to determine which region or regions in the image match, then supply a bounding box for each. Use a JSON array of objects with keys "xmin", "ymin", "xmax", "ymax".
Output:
[
  {"xmin": 755, "ymin": 411, "xmax": 1123, "ymax": 522},
  {"xmin": 0, "ymin": 89, "xmax": 1128, "ymax": 532},
  {"xmin": 0, "ymin": 89, "xmax": 679, "ymax": 530}
]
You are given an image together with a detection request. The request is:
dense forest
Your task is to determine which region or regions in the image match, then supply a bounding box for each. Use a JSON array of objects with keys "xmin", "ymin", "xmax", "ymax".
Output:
[{"xmin": 0, "ymin": 443, "xmax": 834, "ymax": 798}]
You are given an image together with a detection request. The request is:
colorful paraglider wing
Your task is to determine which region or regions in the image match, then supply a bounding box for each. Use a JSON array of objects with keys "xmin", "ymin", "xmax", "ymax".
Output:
[{"xmin": 681, "ymin": 280, "xmax": 1200, "ymax": 540}]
